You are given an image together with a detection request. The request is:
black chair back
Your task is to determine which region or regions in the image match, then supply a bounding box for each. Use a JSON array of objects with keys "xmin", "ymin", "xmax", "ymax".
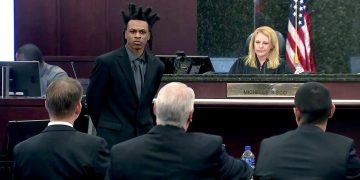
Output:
[
  {"xmin": 0, "ymin": 161, "xmax": 15, "ymax": 180},
  {"xmin": 0, "ymin": 120, "xmax": 49, "ymax": 161}
]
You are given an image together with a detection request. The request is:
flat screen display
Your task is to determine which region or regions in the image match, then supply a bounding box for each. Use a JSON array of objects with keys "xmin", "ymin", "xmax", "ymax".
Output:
[
  {"xmin": 0, "ymin": 61, "xmax": 41, "ymax": 97},
  {"xmin": 156, "ymin": 55, "xmax": 214, "ymax": 74}
]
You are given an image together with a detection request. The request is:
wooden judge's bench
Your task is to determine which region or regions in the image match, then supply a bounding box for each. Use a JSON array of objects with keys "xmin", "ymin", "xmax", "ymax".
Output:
[{"xmin": 1, "ymin": 74, "xmax": 360, "ymax": 158}]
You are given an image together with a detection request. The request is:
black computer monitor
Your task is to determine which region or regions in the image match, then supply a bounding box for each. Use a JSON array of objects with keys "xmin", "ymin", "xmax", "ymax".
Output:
[
  {"xmin": 156, "ymin": 55, "xmax": 214, "ymax": 74},
  {"xmin": 0, "ymin": 61, "xmax": 41, "ymax": 97},
  {"xmin": 156, "ymin": 55, "xmax": 177, "ymax": 74},
  {"xmin": 209, "ymin": 57, "xmax": 237, "ymax": 74}
]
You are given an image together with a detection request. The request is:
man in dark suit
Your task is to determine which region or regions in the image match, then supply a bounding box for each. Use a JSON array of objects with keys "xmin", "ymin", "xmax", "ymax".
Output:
[
  {"xmin": 86, "ymin": 3, "xmax": 165, "ymax": 147},
  {"xmin": 254, "ymin": 82, "xmax": 360, "ymax": 179},
  {"xmin": 13, "ymin": 78, "xmax": 109, "ymax": 179},
  {"xmin": 107, "ymin": 82, "xmax": 252, "ymax": 180}
]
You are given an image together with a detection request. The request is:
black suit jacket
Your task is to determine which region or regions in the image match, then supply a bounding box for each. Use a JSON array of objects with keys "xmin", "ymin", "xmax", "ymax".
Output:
[
  {"xmin": 254, "ymin": 124, "xmax": 360, "ymax": 180},
  {"xmin": 13, "ymin": 125, "xmax": 109, "ymax": 180},
  {"xmin": 229, "ymin": 57, "xmax": 292, "ymax": 74},
  {"xmin": 86, "ymin": 47, "xmax": 165, "ymax": 147},
  {"xmin": 107, "ymin": 125, "xmax": 252, "ymax": 180}
]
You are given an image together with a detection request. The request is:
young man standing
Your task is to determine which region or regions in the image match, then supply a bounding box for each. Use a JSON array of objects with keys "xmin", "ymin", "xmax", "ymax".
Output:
[{"xmin": 86, "ymin": 4, "xmax": 165, "ymax": 147}]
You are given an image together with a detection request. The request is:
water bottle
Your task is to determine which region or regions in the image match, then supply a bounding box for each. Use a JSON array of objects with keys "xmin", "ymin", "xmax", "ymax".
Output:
[{"xmin": 241, "ymin": 145, "xmax": 255, "ymax": 169}]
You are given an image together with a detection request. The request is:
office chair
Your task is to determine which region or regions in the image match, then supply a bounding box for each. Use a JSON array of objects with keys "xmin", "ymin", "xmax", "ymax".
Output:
[
  {"xmin": 0, "ymin": 161, "xmax": 15, "ymax": 180},
  {"xmin": 0, "ymin": 120, "xmax": 49, "ymax": 161}
]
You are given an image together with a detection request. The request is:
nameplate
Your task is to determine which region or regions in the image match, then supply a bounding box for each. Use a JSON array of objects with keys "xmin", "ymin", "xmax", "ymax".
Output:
[{"xmin": 227, "ymin": 83, "xmax": 303, "ymax": 97}]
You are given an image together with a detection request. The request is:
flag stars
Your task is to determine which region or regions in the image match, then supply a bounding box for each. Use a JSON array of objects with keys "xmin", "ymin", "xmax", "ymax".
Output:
[{"xmin": 290, "ymin": 0, "xmax": 307, "ymax": 27}]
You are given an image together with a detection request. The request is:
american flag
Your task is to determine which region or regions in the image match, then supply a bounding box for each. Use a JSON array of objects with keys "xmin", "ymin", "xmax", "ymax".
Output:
[{"xmin": 285, "ymin": 0, "xmax": 316, "ymax": 74}]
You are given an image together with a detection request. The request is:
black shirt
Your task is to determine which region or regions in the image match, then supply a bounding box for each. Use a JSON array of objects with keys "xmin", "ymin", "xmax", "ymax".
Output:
[{"xmin": 229, "ymin": 57, "xmax": 293, "ymax": 74}]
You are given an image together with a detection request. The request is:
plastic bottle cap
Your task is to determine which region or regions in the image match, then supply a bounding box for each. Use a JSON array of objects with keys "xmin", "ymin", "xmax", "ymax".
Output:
[{"xmin": 245, "ymin": 146, "xmax": 251, "ymax": 151}]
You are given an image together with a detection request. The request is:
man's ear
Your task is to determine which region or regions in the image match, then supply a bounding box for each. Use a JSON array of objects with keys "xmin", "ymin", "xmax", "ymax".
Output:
[
  {"xmin": 124, "ymin": 29, "xmax": 127, "ymax": 40},
  {"xmin": 329, "ymin": 104, "xmax": 336, "ymax": 118},
  {"xmin": 293, "ymin": 107, "xmax": 302, "ymax": 125},
  {"xmin": 147, "ymin": 32, "xmax": 151, "ymax": 41},
  {"xmin": 153, "ymin": 103, "xmax": 156, "ymax": 113},
  {"xmin": 188, "ymin": 110, "xmax": 193, "ymax": 123},
  {"xmin": 45, "ymin": 100, "xmax": 49, "ymax": 111},
  {"xmin": 74, "ymin": 101, "xmax": 82, "ymax": 116}
]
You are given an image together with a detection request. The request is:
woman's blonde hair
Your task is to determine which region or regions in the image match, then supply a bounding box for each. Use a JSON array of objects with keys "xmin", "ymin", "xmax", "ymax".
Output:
[{"xmin": 245, "ymin": 26, "xmax": 280, "ymax": 69}]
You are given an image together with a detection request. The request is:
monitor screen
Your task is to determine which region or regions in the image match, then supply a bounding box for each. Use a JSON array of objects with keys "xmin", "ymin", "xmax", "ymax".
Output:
[
  {"xmin": 156, "ymin": 55, "xmax": 214, "ymax": 74},
  {"xmin": 0, "ymin": 61, "xmax": 41, "ymax": 97},
  {"xmin": 209, "ymin": 57, "xmax": 237, "ymax": 74}
]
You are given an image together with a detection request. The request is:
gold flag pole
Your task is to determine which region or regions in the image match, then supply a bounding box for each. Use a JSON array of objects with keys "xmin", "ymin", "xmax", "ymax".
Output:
[{"xmin": 294, "ymin": 0, "xmax": 299, "ymax": 64}]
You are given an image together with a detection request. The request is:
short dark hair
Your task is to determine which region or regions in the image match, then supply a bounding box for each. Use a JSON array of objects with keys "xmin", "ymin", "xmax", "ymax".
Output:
[
  {"xmin": 121, "ymin": 3, "xmax": 160, "ymax": 50},
  {"xmin": 295, "ymin": 82, "xmax": 332, "ymax": 124},
  {"xmin": 16, "ymin": 43, "xmax": 44, "ymax": 63},
  {"xmin": 45, "ymin": 78, "xmax": 83, "ymax": 119}
]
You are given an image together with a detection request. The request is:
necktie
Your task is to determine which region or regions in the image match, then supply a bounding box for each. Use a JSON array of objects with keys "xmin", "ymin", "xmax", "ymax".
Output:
[{"xmin": 133, "ymin": 59, "xmax": 143, "ymax": 98}]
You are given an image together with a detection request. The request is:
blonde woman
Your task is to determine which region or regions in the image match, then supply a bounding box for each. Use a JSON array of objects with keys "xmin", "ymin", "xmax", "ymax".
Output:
[{"xmin": 229, "ymin": 26, "xmax": 292, "ymax": 74}]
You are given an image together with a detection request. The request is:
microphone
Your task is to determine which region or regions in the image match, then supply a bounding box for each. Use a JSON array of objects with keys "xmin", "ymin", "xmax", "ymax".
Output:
[{"xmin": 70, "ymin": 61, "xmax": 78, "ymax": 79}]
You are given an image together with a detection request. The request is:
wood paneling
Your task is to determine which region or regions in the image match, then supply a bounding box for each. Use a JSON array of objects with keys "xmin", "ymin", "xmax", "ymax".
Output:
[
  {"xmin": 15, "ymin": 0, "xmax": 197, "ymax": 57},
  {"xmin": 59, "ymin": 0, "xmax": 108, "ymax": 55},
  {"xmin": 15, "ymin": 0, "xmax": 58, "ymax": 55}
]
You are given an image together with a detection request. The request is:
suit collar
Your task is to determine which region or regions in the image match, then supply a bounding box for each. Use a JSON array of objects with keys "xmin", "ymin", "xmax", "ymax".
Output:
[
  {"xmin": 114, "ymin": 47, "xmax": 139, "ymax": 98},
  {"xmin": 149, "ymin": 125, "xmax": 186, "ymax": 134},
  {"xmin": 116, "ymin": 46, "xmax": 158, "ymax": 101},
  {"xmin": 115, "ymin": 46, "xmax": 156, "ymax": 63},
  {"xmin": 142, "ymin": 51, "xmax": 159, "ymax": 99},
  {"xmin": 125, "ymin": 45, "xmax": 147, "ymax": 63},
  {"xmin": 42, "ymin": 124, "xmax": 76, "ymax": 133},
  {"xmin": 48, "ymin": 121, "xmax": 73, "ymax": 127},
  {"xmin": 297, "ymin": 124, "xmax": 324, "ymax": 132}
]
